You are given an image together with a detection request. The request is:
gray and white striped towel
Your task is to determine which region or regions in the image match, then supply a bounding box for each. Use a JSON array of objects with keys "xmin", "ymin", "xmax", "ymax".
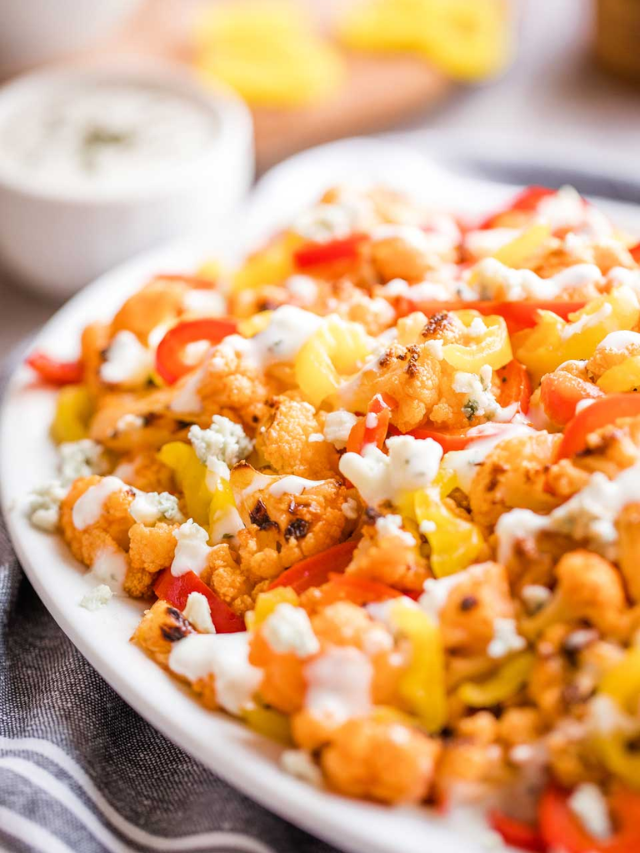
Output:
[{"xmin": 0, "ymin": 360, "xmax": 337, "ymax": 853}]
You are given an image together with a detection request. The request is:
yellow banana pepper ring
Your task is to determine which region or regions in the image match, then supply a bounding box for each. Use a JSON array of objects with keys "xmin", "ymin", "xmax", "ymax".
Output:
[
  {"xmin": 413, "ymin": 488, "xmax": 484, "ymax": 577},
  {"xmin": 50, "ymin": 385, "xmax": 93, "ymax": 444},
  {"xmin": 295, "ymin": 316, "xmax": 371, "ymax": 408},
  {"xmin": 391, "ymin": 600, "xmax": 447, "ymax": 733},
  {"xmin": 242, "ymin": 704, "xmax": 293, "ymax": 745},
  {"xmin": 597, "ymin": 356, "xmax": 640, "ymax": 393},
  {"xmin": 158, "ymin": 442, "xmax": 212, "ymax": 528},
  {"xmin": 246, "ymin": 587, "xmax": 300, "ymax": 631},
  {"xmin": 457, "ymin": 652, "xmax": 534, "ymax": 708},
  {"xmin": 492, "ymin": 224, "xmax": 551, "ymax": 268},
  {"xmin": 443, "ymin": 311, "xmax": 512, "ymax": 372},
  {"xmin": 232, "ymin": 233, "xmax": 303, "ymax": 294}
]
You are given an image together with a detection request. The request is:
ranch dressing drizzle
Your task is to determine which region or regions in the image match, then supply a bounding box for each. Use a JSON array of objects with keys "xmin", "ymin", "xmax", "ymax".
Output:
[{"xmin": 0, "ymin": 83, "xmax": 219, "ymax": 195}]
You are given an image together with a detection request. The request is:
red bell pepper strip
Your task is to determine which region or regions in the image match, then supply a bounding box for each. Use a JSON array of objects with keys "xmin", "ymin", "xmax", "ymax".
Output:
[
  {"xmin": 556, "ymin": 393, "xmax": 640, "ymax": 459},
  {"xmin": 629, "ymin": 243, "xmax": 640, "ymax": 264},
  {"xmin": 477, "ymin": 186, "xmax": 557, "ymax": 230},
  {"xmin": 346, "ymin": 393, "xmax": 397, "ymax": 454},
  {"xmin": 539, "ymin": 785, "xmax": 640, "ymax": 853},
  {"xmin": 268, "ymin": 540, "xmax": 359, "ymax": 594},
  {"xmin": 154, "ymin": 568, "xmax": 245, "ymax": 633},
  {"xmin": 324, "ymin": 572, "xmax": 403, "ymax": 605},
  {"xmin": 489, "ymin": 810, "xmax": 547, "ymax": 852},
  {"xmin": 497, "ymin": 358, "xmax": 532, "ymax": 413},
  {"xmin": 406, "ymin": 424, "xmax": 506, "ymax": 453},
  {"xmin": 26, "ymin": 351, "xmax": 83, "ymax": 386},
  {"xmin": 155, "ymin": 317, "xmax": 238, "ymax": 385},
  {"xmin": 400, "ymin": 300, "xmax": 587, "ymax": 335},
  {"xmin": 293, "ymin": 233, "xmax": 368, "ymax": 269},
  {"xmin": 540, "ymin": 370, "xmax": 605, "ymax": 426}
]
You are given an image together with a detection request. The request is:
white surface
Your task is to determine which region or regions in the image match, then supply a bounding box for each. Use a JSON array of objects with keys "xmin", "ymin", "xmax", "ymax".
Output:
[
  {"xmin": 0, "ymin": 61, "xmax": 253, "ymax": 299},
  {"xmin": 3, "ymin": 138, "xmax": 640, "ymax": 853},
  {"xmin": 0, "ymin": 0, "xmax": 142, "ymax": 76}
]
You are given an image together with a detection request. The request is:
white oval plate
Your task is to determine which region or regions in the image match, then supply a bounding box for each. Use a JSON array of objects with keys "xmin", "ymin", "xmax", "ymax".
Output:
[{"xmin": 3, "ymin": 139, "xmax": 640, "ymax": 853}]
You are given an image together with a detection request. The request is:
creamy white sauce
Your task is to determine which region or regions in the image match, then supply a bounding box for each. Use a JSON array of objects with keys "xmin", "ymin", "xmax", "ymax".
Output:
[
  {"xmin": 568, "ymin": 784, "xmax": 612, "ymax": 841},
  {"xmin": 268, "ymin": 475, "xmax": 324, "ymax": 498},
  {"xmin": 182, "ymin": 288, "xmax": 226, "ymax": 316},
  {"xmin": 465, "ymin": 227, "xmax": 522, "ymax": 258},
  {"xmin": 0, "ymin": 82, "xmax": 219, "ymax": 195},
  {"xmin": 168, "ymin": 632, "xmax": 261, "ymax": 715},
  {"xmin": 169, "ymin": 356, "xmax": 211, "ymax": 414},
  {"xmin": 90, "ymin": 547, "xmax": 128, "ymax": 592},
  {"xmin": 72, "ymin": 476, "xmax": 126, "ymax": 530},
  {"xmin": 210, "ymin": 506, "xmax": 245, "ymax": 543},
  {"xmin": 100, "ymin": 331, "xmax": 153, "ymax": 387},
  {"xmin": 419, "ymin": 563, "xmax": 491, "ymax": 621},
  {"xmin": 171, "ymin": 520, "xmax": 211, "ymax": 577},
  {"xmin": 129, "ymin": 490, "xmax": 183, "ymax": 525},
  {"xmin": 472, "ymin": 257, "xmax": 601, "ymax": 302},
  {"xmin": 280, "ymin": 750, "xmax": 323, "ymax": 787},
  {"xmin": 560, "ymin": 303, "xmax": 612, "ymax": 341},
  {"xmin": 304, "ymin": 647, "xmax": 372, "ymax": 725},
  {"xmin": 596, "ymin": 329, "xmax": 640, "ymax": 352}
]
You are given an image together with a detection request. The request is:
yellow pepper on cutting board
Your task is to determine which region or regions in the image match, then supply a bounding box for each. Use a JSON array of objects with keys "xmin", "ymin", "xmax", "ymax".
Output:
[
  {"xmin": 339, "ymin": 0, "xmax": 511, "ymax": 82},
  {"xmin": 194, "ymin": 1, "xmax": 345, "ymax": 107}
]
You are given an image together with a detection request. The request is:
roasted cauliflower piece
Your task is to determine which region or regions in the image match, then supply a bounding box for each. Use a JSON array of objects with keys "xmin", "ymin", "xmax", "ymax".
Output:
[
  {"xmin": 321, "ymin": 718, "xmax": 441, "ymax": 804},
  {"xmin": 346, "ymin": 514, "xmax": 427, "ymax": 591},
  {"xmin": 60, "ymin": 475, "xmax": 134, "ymax": 565},
  {"xmin": 126, "ymin": 521, "xmax": 178, "ymax": 598},
  {"xmin": 254, "ymin": 395, "xmax": 339, "ymax": 479},
  {"xmin": 132, "ymin": 599, "xmax": 194, "ymax": 668}
]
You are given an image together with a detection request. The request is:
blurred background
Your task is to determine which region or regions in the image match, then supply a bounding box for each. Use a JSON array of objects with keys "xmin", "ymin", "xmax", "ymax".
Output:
[{"xmin": 1, "ymin": 0, "xmax": 640, "ymax": 359}]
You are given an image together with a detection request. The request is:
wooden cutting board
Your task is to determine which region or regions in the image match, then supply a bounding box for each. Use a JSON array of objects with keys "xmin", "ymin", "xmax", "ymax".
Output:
[{"xmin": 90, "ymin": 0, "xmax": 453, "ymax": 171}]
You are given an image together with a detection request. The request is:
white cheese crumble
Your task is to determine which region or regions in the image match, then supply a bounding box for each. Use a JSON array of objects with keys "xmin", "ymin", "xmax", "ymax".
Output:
[
  {"xmin": 374, "ymin": 514, "xmax": 415, "ymax": 546},
  {"xmin": 586, "ymin": 694, "xmax": 639, "ymax": 737},
  {"xmin": 304, "ymin": 647, "xmax": 372, "ymax": 725},
  {"xmin": 129, "ymin": 490, "xmax": 183, "ymax": 525},
  {"xmin": 168, "ymin": 632, "xmax": 261, "ymax": 716},
  {"xmin": 323, "ymin": 410, "xmax": 359, "ymax": 449},
  {"xmin": 294, "ymin": 191, "xmax": 376, "ymax": 242},
  {"xmin": 453, "ymin": 367, "xmax": 501, "ymax": 421},
  {"xmin": 286, "ymin": 275, "xmax": 319, "ymax": 305},
  {"xmin": 171, "ymin": 520, "xmax": 212, "ymax": 577},
  {"xmin": 25, "ymin": 481, "xmax": 69, "ymax": 532},
  {"xmin": 487, "ymin": 618, "xmax": 526, "ymax": 659},
  {"xmin": 596, "ymin": 329, "xmax": 640, "ymax": 352},
  {"xmin": 418, "ymin": 563, "xmax": 490, "ymax": 621},
  {"xmin": 424, "ymin": 339, "xmax": 444, "ymax": 360},
  {"xmin": 72, "ymin": 476, "xmax": 126, "ymax": 530},
  {"xmin": 521, "ymin": 584, "xmax": 552, "ymax": 614},
  {"xmin": 472, "ymin": 257, "xmax": 602, "ymax": 302},
  {"xmin": 339, "ymin": 434, "xmax": 442, "ymax": 507},
  {"xmin": 80, "ymin": 584, "xmax": 113, "ymax": 611},
  {"xmin": 465, "ymin": 227, "xmax": 522, "ymax": 258},
  {"xmin": 568, "ymin": 784, "xmax": 612, "ymax": 841},
  {"xmin": 341, "ymin": 498, "xmax": 359, "ymax": 520},
  {"xmin": 59, "ymin": 439, "xmax": 106, "ymax": 483},
  {"xmin": 189, "ymin": 415, "xmax": 253, "ymax": 486},
  {"xmin": 280, "ymin": 750, "xmax": 324, "ymax": 788},
  {"xmin": 99, "ymin": 330, "xmax": 153, "ymax": 388},
  {"xmin": 262, "ymin": 603, "xmax": 320, "ymax": 658},
  {"xmin": 182, "ymin": 591, "xmax": 216, "ymax": 634},
  {"xmin": 308, "ymin": 433, "xmax": 324, "ymax": 443},
  {"xmin": 231, "ymin": 305, "xmax": 324, "ymax": 369}
]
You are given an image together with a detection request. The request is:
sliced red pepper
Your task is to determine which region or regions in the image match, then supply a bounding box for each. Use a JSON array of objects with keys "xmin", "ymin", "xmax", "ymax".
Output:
[
  {"xmin": 346, "ymin": 393, "xmax": 397, "ymax": 454},
  {"xmin": 539, "ymin": 785, "xmax": 640, "ymax": 853},
  {"xmin": 629, "ymin": 243, "xmax": 640, "ymax": 264},
  {"xmin": 154, "ymin": 568, "xmax": 245, "ymax": 633},
  {"xmin": 268, "ymin": 540, "xmax": 359, "ymax": 594},
  {"xmin": 399, "ymin": 300, "xmax": 587, "ymax": 335},
  {"xmin": 406, "ymin": 424, "xmax": 506, "ymax": 453},
  {"xmin": 556, "ymin": 393, "xmax": 640, "ymax": 459},
  {"xmin": 293, "ymin": 233, "xmax": 368, "ymax": 269},
  {"xmin": 497, "ymin": 358, "xmax": 532, "ymax": 413},
  {"xmin": 540, "ymin": 370, "xmax": 605, "ymax": 426},
  {"xmin": 26, "ymin": 351, "xmax": 83, "ymax": 386},
  {"xmin": 489, "ymin": 810, "xmax": 547, "ymax": 852},
  {"xmin": 477, "ymin": 186, "xmax": 557, "ymax": 229},
  {"xmin": 155, "ymin": 317, "xmax": 238, "ymax": 385},
  {"xmin": 317, "ymin": 572, "xmax": 403, "ymax": 607}
]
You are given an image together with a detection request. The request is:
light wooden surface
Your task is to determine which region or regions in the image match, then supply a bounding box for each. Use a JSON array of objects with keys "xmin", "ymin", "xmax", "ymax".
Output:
[{"xmin": 87, "ymin": 0, "xmax": 452, "ymax": 171}]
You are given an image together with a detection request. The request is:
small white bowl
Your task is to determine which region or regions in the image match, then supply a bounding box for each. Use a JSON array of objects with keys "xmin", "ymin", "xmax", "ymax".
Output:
[{"xmin": 0, "ymin": 62, "xmax": 254, "ymax": 299}]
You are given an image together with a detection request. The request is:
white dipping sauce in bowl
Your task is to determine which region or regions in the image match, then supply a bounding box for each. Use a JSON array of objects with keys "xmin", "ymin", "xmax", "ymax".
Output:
[
  {"xmin": 0, "ymin": 62, "xmax": 254, "ymax": 298},
  {"xmin": 0, "ymin": 83, "xmax": 220, "ymax": 196}
]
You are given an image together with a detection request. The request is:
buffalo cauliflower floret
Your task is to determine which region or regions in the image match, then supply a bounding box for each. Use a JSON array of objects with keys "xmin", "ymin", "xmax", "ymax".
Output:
[
  {"xmin": 254, "ymin": 396, "xmax": 339, "ymax": 479},
  {"xmin": 60, "ymin": 475, "xmax": 134, "ymax": 566},
  {"xmin": 200, "ymin": 544, "xmax": 254, "ymax": 615},
  {"xmin": 113, "ymin": 450, "xmax": 176, "ymax": 494},
  {"xmin": 110, "ymin": 277, "xmax": 190, "ymax": 342},
  {"xmin": 570, "ymin": 416, "xmax": 640, "ymax": 480},
  {"xmin": 522, "ymin": 550, "xmax": 629, "ymax": 640},
  {"xmin": 321, "ymin": 718, "xmax": 441, "ymax": 804},
  {"xmin": 132, "ymin": 599, "xmax": 194, "ymax": 667},
  {"xmin": 469, "ymin": 431, "xmax": 563, "ymax": 531},
  {"xmin": 617, "ymin": 502, "xmax": 640, "ymax": 602},
  {"xmin": 232, "ymin": 466, "xmax": 352, "ymax": 582},
  {"xmin": 126, "ymin": 521, "xmax": 178, "ymax": 598},
  {"xmin": 347, "ymin": 514, "xmax": 427, "ymax": 591}
]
